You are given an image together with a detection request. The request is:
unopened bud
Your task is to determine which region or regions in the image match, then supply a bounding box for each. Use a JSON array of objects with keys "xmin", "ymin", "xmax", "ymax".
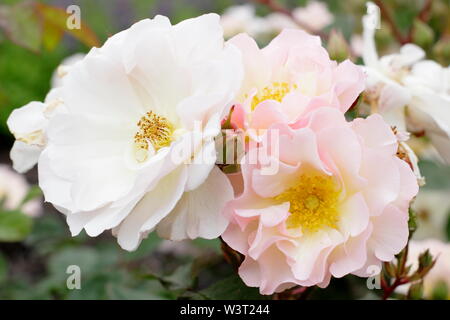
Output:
[
  {"xmin": 407, "ymin": 281, "xmax": 424, "ymax": 300},
  {"xmin": 327, "ymin": 30, "xmax": 351, "ymax": 62},
  {"xmin": 412, "ymin": 19, "xmax": 435, "ymax": 49}
]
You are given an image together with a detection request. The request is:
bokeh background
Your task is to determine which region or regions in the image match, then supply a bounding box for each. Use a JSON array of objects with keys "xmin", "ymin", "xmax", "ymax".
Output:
[{"xmin": 0, "ymin": 0, "xmax": 449, "ymax": 300}]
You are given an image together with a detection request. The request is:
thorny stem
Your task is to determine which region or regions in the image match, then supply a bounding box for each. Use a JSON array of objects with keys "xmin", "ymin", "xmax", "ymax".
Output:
[
  {"xmin": 253, "ymin": 0, "xmax": 328, "ymax": 40},
  {"xmin": 380, "ymin": 240, "xmax": 410, "ymax": 300},
  {"xmin": 381, "ymin": 274, "xmax": 410, "ymax": 300}
]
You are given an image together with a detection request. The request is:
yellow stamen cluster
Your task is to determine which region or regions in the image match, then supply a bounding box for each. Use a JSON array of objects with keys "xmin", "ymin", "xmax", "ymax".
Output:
[
  {"xmin": 134, "ymin": 111, "xmax": 173, "ymax": 151},
  {"xmin": 250, "ymin": 82, "xmax": 298, "ymax": 110},
  {"xmin": 274, "ymin": 174, "xmax": 341, "ymax": 233}
]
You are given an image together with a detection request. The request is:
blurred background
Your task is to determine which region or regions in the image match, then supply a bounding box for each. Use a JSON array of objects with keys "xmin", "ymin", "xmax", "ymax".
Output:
[{"xmin": 0, "ymin": 0, "xmax": 449, "ymax": 300}]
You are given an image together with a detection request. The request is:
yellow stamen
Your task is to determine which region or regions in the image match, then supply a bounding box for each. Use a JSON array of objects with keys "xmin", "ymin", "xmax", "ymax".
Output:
[
  {"xmin": 274, "ymin": 174, "xmax": 341, "ymax": 233},
  {"xmin": 249, "ymin": 82, "xmax": 297, "ymax": 110},
  {"xmin": 134, "ymin": 111, "xmax": 173, "ymax": 152}
]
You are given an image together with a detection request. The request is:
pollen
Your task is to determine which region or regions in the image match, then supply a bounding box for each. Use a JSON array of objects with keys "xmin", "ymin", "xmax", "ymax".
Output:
[
  {"xmin": 274, "ymin": 174, "xmax": 341, "ymax": 233},
  {"xmin": 249, "ymin": 82, "xmax": 298, "ymax": 110},
  {"xmin": 134, "ymin": 111, "xmax": 173, "ymax": 152}
]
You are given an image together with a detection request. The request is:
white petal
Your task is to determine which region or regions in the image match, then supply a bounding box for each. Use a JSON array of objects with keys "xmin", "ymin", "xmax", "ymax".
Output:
[
  {"xmin": 7, "ymin": 101, "xmax": 47, "ymax": 136},
  {"xmin": 157, "ymin": 166, "xmax": 233, "ymax": 240},
  {"xmin": 185, "ymin": 140, "xmax": 217, "ymax": 191},
  {"xmin": 10, "ymin": 141, "xmax": 42, "ymax": 173},
  {"xmin": 116, "ymin": 166, "xmax": 188, "ymax": 251}
]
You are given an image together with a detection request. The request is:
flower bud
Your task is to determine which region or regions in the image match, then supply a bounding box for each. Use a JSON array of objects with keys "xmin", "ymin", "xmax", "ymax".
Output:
[
  {"xmin": 412, "ymin": 19, "xmax": 435, "ymax": 49},
  {"xmin": 327, "ymin": 29, "xmax": 350, "ymax": 62}
]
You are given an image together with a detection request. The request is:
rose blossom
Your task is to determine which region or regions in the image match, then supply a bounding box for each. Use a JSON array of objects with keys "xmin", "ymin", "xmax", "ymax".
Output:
[
  {"xmin": 16, "ymin": 14, "xmax": 243, "ymax": 251},
  {"xmin": 228, "ymin": 29, "xmax": 365, "ymax": 133},
  {"xmin": 222, "ymin": 107, "xmax": 419, "ymax": 294},
  {"xmin": 362, "ymin": 4, "xmax": 450, "ymax": 164}
]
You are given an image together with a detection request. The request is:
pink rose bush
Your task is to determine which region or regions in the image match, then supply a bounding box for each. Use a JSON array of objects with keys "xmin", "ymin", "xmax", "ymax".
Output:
[
  {"xmin": 221, "ymin": 30, "xmax": 419, "ymax": 294},
  {"xmin": 5, "ymin": 9, "xmax": 425, "ymax": 298}
]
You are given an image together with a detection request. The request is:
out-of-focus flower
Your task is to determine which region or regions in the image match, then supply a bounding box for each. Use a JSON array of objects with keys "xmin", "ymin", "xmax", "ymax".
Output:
[
  {"xmin": 398, "ymin": 239, "xmax": 450, "ymax": 299},
  {"xmin": 0, "ymin": 165, "xmax": 41, "ymax": 217},
  {"xmin": 36, "ymin": 14, "xmax": 243, "ymax": 251},
  {"xmin": 222, "ymin": 108, "xmax": 418, "ymax": 294},
  {"xmin": 350, "ymin": 34, "xmax": 364, "ymax": 58},
  {"xmin": 265, "ymin": 13, "xmax": 298, "ymax": 35},
  {"xmin": 228, "ymin": 29, "xmax": 365, "ymax": 134},
  {"xmin": 7, "ymin": 53, "xmax": 84, "ymax": 174},
  {"xmin": 220, "ymin": 5, "xmax": 270, "ymax": 39},
  {"xmin": 362, "ymin": 5, "xmax": 450, "ymax": 164},
  {"xmin": 412, "ymin": 190, "xmax": 450, "ymax": 241},
  {"xmin": 292, "ymin": 1, "xmax": 333, "ymax": 32},
  {"xmin": 221, "ymin": 1, "xmax": 333, "ymax": 41}
]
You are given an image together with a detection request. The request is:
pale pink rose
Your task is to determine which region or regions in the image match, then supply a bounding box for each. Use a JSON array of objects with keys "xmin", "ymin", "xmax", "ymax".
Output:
[
  {"xmin": 0, "ymin": 165, "xmax": 41, "ymax": 217},
  {"xmin": 228, "ymin": 29, "xmax": 365, "ymax": 132},
  {"xmin": 222, "ymin": 108, "xmax": 418, "ymax": 294},
  {"xmin": 397, "ymin": 239, "xmax": 450, "ymax": 299},
  {"xmin": 292, "ymin": 1, "xmax": 333, "ymax": 32}
]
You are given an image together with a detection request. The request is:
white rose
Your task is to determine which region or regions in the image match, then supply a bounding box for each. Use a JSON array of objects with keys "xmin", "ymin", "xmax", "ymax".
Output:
[{"xmin": 38, "ymin": 14, "xmax": 243, "ymax": 251}]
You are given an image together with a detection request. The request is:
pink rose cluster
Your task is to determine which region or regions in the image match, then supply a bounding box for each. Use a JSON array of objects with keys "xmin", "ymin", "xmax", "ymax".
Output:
[{"xmin": 221, "ymin": 30, "xmax": 419, "ymax": 294}]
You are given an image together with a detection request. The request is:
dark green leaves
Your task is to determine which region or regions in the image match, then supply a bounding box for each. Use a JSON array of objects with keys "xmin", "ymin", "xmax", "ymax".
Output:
[{"xmin": 0, "ymin": 210, "xmax": 32, "ymax": 242}]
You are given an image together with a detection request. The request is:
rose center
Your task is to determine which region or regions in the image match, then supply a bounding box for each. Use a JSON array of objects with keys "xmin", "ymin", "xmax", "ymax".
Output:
[
  {"xmin": 134, "ymin": 111, "xmax": 173, "ymax": 162},
  {"xmin": 249, "ymin": 82, "xmax": 297, "ymax": 111},
  {"xmin": 274, "ymin": 174, "xmax": 341, "ymax": 233}
]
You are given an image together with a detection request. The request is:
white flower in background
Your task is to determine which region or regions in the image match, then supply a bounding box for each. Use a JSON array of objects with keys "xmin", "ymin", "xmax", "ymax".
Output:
[
  {"xmin": 265, "ymin": 12, "xmax": 298, "ymax": 34},
  {"xmin": 37, "ymin": 14, "xmax": 243, "ymax": 251},
  {"xmin": 292, "ymin": 0, "xmax": 333, "ymax": 32},
  {"xmin": 362, "ymin": 5, "xmax": 450, "ymax": 164},
  {"xmin": 398, "ymin": 239, "xmax": 450, "ymax": 299},
  {"xmin": 412, "ymin": 190, "xmax": 450, "ymax": 241},
  {"xmin": 220, "ymin": 5, "xmax": 270, "ymax": 39},
  {"xmin": 7, "ymin": 53, "xmax": 84, "ymax": 173},
  {"xmin": 0, "ymin": 165, "xmax": 41, "ymax": 217},
  {"xmin": 221, "ymin": 2, "xmax": 333, "ymax": 41}
]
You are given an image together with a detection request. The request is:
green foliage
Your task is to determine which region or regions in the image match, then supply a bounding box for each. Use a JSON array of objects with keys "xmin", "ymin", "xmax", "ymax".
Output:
[
  {"xmin": 0, "ymin": 252, "xmax": 7, "ymax": 284},
  {"xmin": 431, "ymin": 281, "xmax": 449, "ymax": 300},
  {"xmin": 0, "ymin": 210, "xmax": 33, "ymax": 242},
  {"xmin": 446, "ymin": 213, "xmax": 450, "ymax": 242},
  {"xmin": 196, "ymin": 275, "xmax": 268, "ymax": 300},
  {"xmin": 419, "ymin": 160, "xmax": 450, "ymax": 190}
]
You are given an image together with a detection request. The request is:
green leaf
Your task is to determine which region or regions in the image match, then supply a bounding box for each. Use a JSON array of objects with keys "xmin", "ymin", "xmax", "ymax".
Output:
[
  {"xmin": 0, "ymin": 252, "xmax": 7, "ymax": 284},
  {"xmin": 20, "ymin": 185, "xmax": 42, "ymax": 207},
  {"xmin": 123, "ymin": 232, "xmax": 161, "ymax": 261},
  {"xmin": 412, "ymin": 19, "xmax": 435, "ymax": 49},
  {"xmin": 106, "ymin": 280, "xmax": 174, "ymax": 300},
  {"xmin": 198, "ymin": 275, "xmax": 268, "ymax": 300},
  {"xmin": 431, "ymin": 281, "xmax": 448, "ymax": 300},
  {"xmin": 446, "ymin": 212, "xmax": 450, "ymax": 242},
  {"xmin": 0, "ymin": 210, "xmax": 33, "ymax": 242},
  {"xmin": 48, "ymin": 247, "xmax": 102, "ymax": 284},
  {"xmin": 407, "ymin": 281, "xmax": 424, "ymax": 300},
  {"xmin": 163, "ymin": 263, "xmax": 196, "ymax": 291}
]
